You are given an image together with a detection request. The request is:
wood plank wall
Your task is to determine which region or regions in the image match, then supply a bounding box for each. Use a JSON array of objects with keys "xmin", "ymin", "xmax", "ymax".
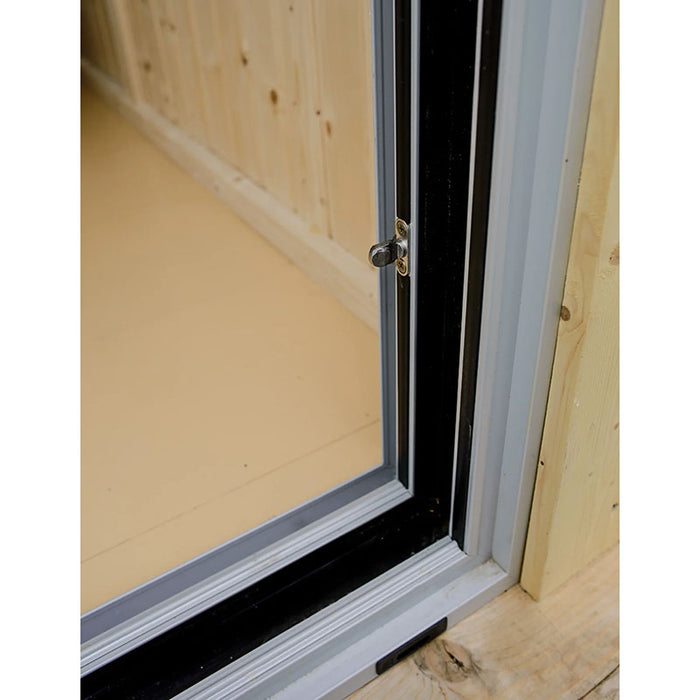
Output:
[
  {"xmin": 81, "ymin": 0, "xmax": 130, "ymax": 89},
  {"xmin": 521, "ymin": 0, "xmax": 619, "ymax": 600},
  {"xmin": 81, "ymin": 0, "xmax": 378, "ymax": 321}
]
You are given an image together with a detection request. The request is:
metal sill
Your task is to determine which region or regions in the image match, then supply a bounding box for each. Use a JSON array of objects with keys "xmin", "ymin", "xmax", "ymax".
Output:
[
  {"xmin": 81, "ymin": 465, "xmax": 407, "ymax": 675},
  {"xmin": 175, "ymin": 539, "xmax": 512, "ymax": 699}
]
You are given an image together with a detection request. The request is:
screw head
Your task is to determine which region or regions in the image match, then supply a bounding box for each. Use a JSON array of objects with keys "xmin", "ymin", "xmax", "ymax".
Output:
[{"xmin": 395, "ymin": 219, "xmax": 409, "ymax": 238}]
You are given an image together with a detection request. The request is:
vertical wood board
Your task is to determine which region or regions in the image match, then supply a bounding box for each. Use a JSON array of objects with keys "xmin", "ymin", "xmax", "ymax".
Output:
[
  {"xmin": 521, "ymin": 0, "xmax": 619, "ymax": 600},
  {"xmin": 81, "ymin": 0, "xmax": 126, "ymax": 88},
  {"xmin": 81, "ymin": 0, "xmax": 378, "ymax": 266},
  {"xmin": 313, "ymin": 0, "xmax": 378, "ymax": 259}
]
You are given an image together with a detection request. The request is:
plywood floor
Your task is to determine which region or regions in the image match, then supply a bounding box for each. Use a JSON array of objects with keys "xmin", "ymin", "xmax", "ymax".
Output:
[
  {"xmin": 81, "ymin": 87, "xmax": 382, "ymax": 613},
  {"xmin": 351, "ymin": 546, "xmax": 619, "ymax": 700}
]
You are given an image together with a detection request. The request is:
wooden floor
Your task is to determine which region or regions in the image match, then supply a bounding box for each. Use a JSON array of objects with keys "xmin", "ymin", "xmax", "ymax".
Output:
[
  {"xmin": 351, "ymin": 546, "xmax": 619, "ymax": 700},
  {"xmin": 81, "ymin": 87, "xmax": 382, "ymax": 613}
]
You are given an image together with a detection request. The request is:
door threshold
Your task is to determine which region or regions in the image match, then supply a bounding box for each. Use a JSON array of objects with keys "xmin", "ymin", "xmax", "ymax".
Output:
[
  {"xmin": 81, "ymin": 467, "xmax": 406, "ymax": 675},
  {"xmin": 175, "ymin": 539, "xmax": 512, "ymax": 699}
]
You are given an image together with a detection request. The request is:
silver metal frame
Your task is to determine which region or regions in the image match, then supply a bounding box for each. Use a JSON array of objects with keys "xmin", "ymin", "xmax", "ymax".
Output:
[
  {"xmin": 173, "ymin": 1, "xmax": 605, "ymax": 697},
  {"xmin": 81, "ymin": 0, "xmax": 403, "ymax": 670},
  {"xmin": 372, "ymin": 0, "xmax": 399, "ymax": 476},
  {"xmin": 461, "ymin": 0, "xmax": 606, "ymax": 572},
  {"xmin": 81, "ymin": 477, "xmax": 409, "ymax": 674},
  {"xmin": 173, "ymin": 539, "xmax": 501, "ymax": 700}
]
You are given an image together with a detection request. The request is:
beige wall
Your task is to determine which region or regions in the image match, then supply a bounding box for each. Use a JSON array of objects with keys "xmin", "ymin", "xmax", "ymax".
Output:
[
  {"xmin": 81, "ymin": 0, "xmax": 377, "ymax": 266},
  {"xmin": 521, "ymin": 0, "xmax": 619, "ymax": 600}
]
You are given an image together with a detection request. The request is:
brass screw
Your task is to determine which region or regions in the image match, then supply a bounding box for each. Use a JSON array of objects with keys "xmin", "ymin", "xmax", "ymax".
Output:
[{"xmin": 396, "ymin": 258, "xmax": 407, "ymax": 275}]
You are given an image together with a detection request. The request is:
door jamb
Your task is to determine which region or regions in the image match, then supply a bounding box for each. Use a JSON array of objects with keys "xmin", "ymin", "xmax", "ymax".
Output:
[{"xmin": 171, "ymin": 1, "xmax": 607, "ymax": 696}]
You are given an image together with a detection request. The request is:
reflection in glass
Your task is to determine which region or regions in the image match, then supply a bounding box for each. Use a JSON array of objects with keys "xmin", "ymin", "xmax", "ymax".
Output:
[{"xmin": 81, "ymin": 0, "xmax": 381, "ymax": 612}]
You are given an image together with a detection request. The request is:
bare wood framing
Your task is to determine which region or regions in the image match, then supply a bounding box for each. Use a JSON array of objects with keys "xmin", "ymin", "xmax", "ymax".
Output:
[
  {"xmin": 349, "ymin": 545, "xmax": 619, "ymax": 699},
  {"xmin": 521, "ymin": 0, "xmax": 619, "ymax": 600}
]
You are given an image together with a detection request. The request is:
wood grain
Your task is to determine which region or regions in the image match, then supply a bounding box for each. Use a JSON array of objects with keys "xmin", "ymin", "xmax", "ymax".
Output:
[
  {"xmin": 81, "ymin": 0, "xmax": 127, "ymax": 88},
  {"xmin": 520, "ymin": 0, "xmax": 619, "ymax": 600},
  {"xmin": 108, "ymin": 0, "xmax": 145, "ymax": 102},
  {"xmin": 351, "ymin": 546, "xmax": 619, "ymax": 699},
  {"xmin": 127, "ymin": 0, "xmax": 170, "ymax": 114},
  {"xmin": 82, "ymin": 60, "xmax": 379, "ymax": 329},
  {"xmin": 80, "ymin": 0, "xmax": 378, "ymax": 267},
  {"xmin": 313, "ymin": 0, "xmax": 378, "ymax": 260},
  {"xmin": 581, "ymin": 667, "xmax": 619, "ymax": 699}
]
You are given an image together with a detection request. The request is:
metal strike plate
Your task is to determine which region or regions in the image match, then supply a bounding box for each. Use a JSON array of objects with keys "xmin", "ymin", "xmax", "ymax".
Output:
[{"xmin": 368, "ymin": 218, "xmax": 409, "ymax": 276}]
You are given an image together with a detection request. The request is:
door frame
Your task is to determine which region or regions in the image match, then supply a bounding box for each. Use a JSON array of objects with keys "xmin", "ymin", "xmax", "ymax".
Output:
[
  {"xmin": 201, "ymin": 2, "xmax": 606, "ymax": 696},
  {"xmin": 80, "ymin": 0, "xmax": 605, "ymax": 696},
  {"xmin": 81, "ymin": 0, "xmax": 405, "ymax": 666}
]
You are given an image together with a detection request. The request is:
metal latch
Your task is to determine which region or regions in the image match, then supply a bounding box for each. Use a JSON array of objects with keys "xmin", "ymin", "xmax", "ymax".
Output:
[{"xmin": 368, "ymin": 218, "xmax": 409, "ymax": 276}]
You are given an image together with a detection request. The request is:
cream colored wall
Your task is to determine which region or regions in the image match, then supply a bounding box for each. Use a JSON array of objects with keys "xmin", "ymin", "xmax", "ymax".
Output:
[
  {"xmin": 81, "ymin": 0, "xmax": 378, "ymax": 310},
  {"xmin": 521, "ymin": 0, "xmax": 619, "ymax": 600}
]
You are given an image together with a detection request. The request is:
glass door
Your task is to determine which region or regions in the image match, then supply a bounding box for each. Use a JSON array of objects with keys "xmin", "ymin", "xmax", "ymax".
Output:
[
  {"xmin": 81, "ymin": 0, "xmax": 504, "ymax": 696},
  {"xmin": 81, "ymin": 0, "xmax": 400, "ymax": 617}
]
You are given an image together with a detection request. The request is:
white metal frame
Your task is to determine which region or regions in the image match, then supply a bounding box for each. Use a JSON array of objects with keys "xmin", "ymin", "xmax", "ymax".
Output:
[{"xmin": 173, "ymin": 0, "xmax": 605, "ymax": 696}]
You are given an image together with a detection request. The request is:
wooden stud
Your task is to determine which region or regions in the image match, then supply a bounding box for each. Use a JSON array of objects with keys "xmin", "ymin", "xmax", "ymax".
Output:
[{"xmin": 521, "ymin": 0, "xmax": 619, "ymax": 600}]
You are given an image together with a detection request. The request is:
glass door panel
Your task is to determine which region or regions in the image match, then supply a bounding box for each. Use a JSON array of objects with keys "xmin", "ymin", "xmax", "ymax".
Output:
[{"xmin": 80, "ymin": 0, "xmax": 391, "ymax": 613}]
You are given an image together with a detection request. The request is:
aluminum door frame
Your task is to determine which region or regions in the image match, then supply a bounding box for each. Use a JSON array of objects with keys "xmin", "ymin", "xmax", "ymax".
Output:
[{"xmin": 172, "ymin": 1, "xmax": 606, "ymax": 697}]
